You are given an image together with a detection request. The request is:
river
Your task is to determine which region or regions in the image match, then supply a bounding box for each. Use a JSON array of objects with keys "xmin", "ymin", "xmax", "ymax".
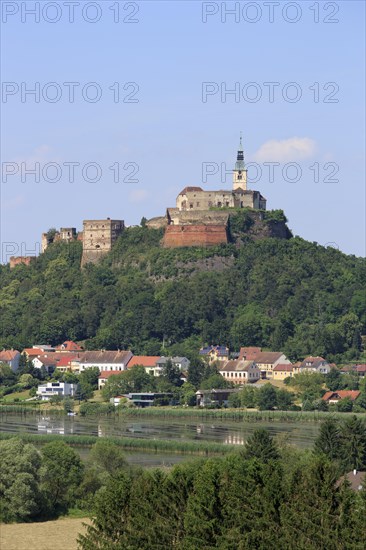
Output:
[{"xmin": 0, "ymin": 412, "xmax": 320, "ymax": 467}]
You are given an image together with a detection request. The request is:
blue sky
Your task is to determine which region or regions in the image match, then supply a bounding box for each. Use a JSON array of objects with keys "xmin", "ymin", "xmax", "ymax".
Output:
[{"xmin": 1, "ymin": 0, "xmax": 365, "ymax": 259}]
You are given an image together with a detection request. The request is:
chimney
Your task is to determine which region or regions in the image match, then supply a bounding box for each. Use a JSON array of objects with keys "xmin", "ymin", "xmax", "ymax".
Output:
[{"xmin": 353, "ymin": 469, "xmax": 357, "ymax": 476}]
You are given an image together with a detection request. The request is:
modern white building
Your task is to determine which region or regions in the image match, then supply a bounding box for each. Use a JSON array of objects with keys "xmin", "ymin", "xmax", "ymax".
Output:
[{"xmin": 36, "ymin": 382, "xmax": 78, "ymax": 401}]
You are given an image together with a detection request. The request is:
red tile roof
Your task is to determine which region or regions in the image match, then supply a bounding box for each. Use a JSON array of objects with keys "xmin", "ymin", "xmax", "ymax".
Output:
[
  {"xmin": 0, "ymin": 350, "xmax": 20, "ymax": 361},
  {"xmin": 322, "ymin": 390, "xmax": 361, "ymax": 402},
  {"xmin": 356, "ymin": 365, "xmax": 366, "ymax": 373},
  {"xmin": 56, "ymin": 341, "xmax": 83, "ymax": 352},
  {"xmin": 273, "ymin": 364, "xmax": 293, "ymax": 372},
  {"xmin": 23, "ymin": 348, "xmax": 44, "ymax": 356},
  {"xmin": 239, "ymin": 347, "xmax": 262, "ymax": 360},
  {"xmin": 56, "ymin": 355, "xmax": 78, "ymax": 367},
  {"xmin": 127, "ymin": 356, "xmax": 160, "ymax": 368}
]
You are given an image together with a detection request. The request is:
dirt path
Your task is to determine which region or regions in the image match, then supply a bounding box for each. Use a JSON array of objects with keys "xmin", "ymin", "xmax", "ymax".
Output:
[{"xmin": 0, "ymin": 517, "xmax": 90, "ymax": 550}]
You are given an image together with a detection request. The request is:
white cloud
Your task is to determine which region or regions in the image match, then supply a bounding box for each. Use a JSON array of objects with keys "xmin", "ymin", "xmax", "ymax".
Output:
[
  {"xmin": 253, "ymin": 137, "xmax": 316, "ymax": 162},
  {"xmin": 129, "ymin": 189, "xmax": 149, "ymax": 202}
]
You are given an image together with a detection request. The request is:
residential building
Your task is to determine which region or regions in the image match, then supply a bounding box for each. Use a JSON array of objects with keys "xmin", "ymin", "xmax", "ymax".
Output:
[
  {"xmin": 199, "ymin": 345, "xmax": 229, "ymax": 364},
  {"xmin": 127, "ymin": 356, "xmax": 160, "ymax": 375},
  {"xmin": 55, "ymin": 341, "xmax": 83, "ymax": 352},
  {"xmin": 322, "ymin": 390, "xmax": 361, "ymax": 404},
  {"xmin": 77, "ymin": 350, "xmax": 133, "ymax": 372},
  {"xmin": 299, "ymin": 356, "xmax": 331, "ymax": 374},
  {"xmin": 0, "ymin": 349, "xmax": 20, "ymax": 372},
  {"xmin": 154, "ymin": 356, "xmax": 191, "ymax": 376},
  {"xmin": 196, "ymin": 388, "xmax": 239, "ymax": 407},
  {"xmin": 98, "ymin": 370, "xmax": 122, "ymax": 390},
  {"xmin": 32, "ymin": 352, "xmax": 78, "ymax": 374},
  {"xmin": 254, "ymin": 351, "xmax": 291, "ymax": 379},
  {"xmin": 219, "ymin": 360, "xmax": 260, "ymax": 384},
  {"xmin": 55, "ymin": 354, "xmax": 78, "ymax": 373},
  {"xmin": 36, "ymin": 382, "xmax": 78, "ymax": 401},
  {"xmin": 32, "ymin": 353, "xmax": 60, "ymax": 373},
  {"xmin": 273, "ymin": 364, "xmax": 294, "ymax": 381}
]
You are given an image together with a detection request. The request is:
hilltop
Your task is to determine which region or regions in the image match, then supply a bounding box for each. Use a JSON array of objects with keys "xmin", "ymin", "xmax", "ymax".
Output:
[{"xmin": 0, "ymin": 211, "xmax": 365, "ymax": 364}]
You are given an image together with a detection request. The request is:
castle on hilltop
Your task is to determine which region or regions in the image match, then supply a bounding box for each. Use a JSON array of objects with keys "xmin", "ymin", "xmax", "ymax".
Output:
[
  {"xmin": 156, "ymin": 137, "xmax": 267, "ymax": 247},
  {"xmin": 28, "ymin": 137, "xmax": 276, "ymax": 267}
]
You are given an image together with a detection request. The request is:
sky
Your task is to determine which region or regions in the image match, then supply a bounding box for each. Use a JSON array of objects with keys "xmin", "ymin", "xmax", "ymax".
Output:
[{"xmin": 1, "ymin": 0, "xmax": 365, "ymax": 261}]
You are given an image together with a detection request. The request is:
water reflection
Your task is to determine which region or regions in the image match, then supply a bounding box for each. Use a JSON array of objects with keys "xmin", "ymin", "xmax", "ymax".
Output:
[
  {"xmin": 38, "ymin": 417, "xmax": 70, "ymax": 435},
  {"xmin": 0, "ymin": 413, "xmax": 320, "ymax": 449},
  {"xmin": 224, "ymin": 434, "xmax": 245, "ymax": 445}
]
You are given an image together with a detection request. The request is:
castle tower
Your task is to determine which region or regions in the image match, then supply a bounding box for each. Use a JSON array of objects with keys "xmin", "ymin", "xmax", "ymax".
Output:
[
  {"xmin": 81, "ymin": 218, "xmax": 124, "ymax": 265},
  {"xmin": 233, "ymin": 133, "xmax": 247, "ymax": 191}
]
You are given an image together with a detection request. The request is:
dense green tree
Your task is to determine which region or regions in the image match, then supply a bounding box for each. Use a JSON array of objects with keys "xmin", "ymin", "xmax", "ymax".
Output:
[
  {"xmin": 162, "ymin": 358, "xmax": 183, "ymax": 387},
  {"xmin": 89, "ymin": 439, "xmax": 127, "ymax": 477},
  {"xmin": 314, "ymin": 417, "xmax": 341, "ymax": 461},
  {"xmin": 339, "ymin": 415, "xmax": 366, "ymax": 470},
  {"xmin": 0, "ymin": 438, "xmax": 42, "ymax": 522},
  {"xmin": 40, "ymin": 440, "xmax": 84, "ymax": 514},
  {"xmin": 242, "ymin": 429, "xmax": 280, "ymax": 463},
  {"xmin": 78, "ymin": 471, "xmax": 132, "ymax": 550},
  {"xmin": 257, "ymin": 383, "xmax": 277, "ymax": 410},
  {"xmin": 183, "ymin": 458, "xmax": 224, "ymax": 548}
]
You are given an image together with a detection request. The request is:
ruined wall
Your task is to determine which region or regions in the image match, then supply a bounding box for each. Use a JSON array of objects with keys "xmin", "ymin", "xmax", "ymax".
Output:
[
  {"xmin": 10, "ymin": 256, "xmax": 35, "ymax": 269},
  {"xmin": 163, "ymin": 225, "xmax": 228, "ymax": 248}
]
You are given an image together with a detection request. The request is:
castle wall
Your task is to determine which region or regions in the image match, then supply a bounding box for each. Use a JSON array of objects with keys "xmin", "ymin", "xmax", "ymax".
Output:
[{"xmin": 163, "ymin": 225, "xmax": 228, "ymax": 248}]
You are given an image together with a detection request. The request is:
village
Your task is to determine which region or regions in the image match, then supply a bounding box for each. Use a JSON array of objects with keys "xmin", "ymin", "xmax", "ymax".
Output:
[{"xmin": 1, "ymin": 341, "xmax": 365, "ymax": 411}]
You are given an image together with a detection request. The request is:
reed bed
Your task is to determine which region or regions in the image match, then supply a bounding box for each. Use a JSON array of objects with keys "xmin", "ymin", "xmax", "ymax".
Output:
[
  {"xmin": 115, "ymin": 408, "xmax": 361, "ymax": 423},
  {"xmin": 0, "ymin": 431, "xmax": 234, "ymax": 455}
]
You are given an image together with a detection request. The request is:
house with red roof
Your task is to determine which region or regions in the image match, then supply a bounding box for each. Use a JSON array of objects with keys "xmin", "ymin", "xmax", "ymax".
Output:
[
  {"xmin": 0, "ymin": 349, "xmax": 21, "ymax": 372},
  {"xmin": 322, "ymin": 390, "xmax": 361, "ymax": 404},
  {"xmin": 253, "ymin": 351, "xmax": 291, "ymax": 379},
  {"xmin": 127, "ymin": 356, "xmax": 161, "ymax": 375},
  {"xmin": 273, "ymin": 363, "xmax": 294, "ymax": 381},
  {"xmin": 55, "ymin": 341, "xmax": 83, "ymax": 352}
]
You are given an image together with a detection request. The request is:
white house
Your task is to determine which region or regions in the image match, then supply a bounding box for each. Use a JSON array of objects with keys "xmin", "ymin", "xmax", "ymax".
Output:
[
  {"xmin": 77, "ymin": 350, "xmax": 133, "ymax": 373},
  {"xmin": 0, "ymin": 349, "xmax": 21, "ymax": 372},
  {"xmin": 299, "ymin": 356, "xmax": 331, "ymax": 375},
  {"xmin": 36, "ymin": 382, "xmax": 78, "ymax": 401},
  {"xmin": 155, "ymin": 356, "xmax": 190, "ymax": 373},
  {"xmin": 219, "ymin": 360, "xmax": 261, "ymax": 384}
]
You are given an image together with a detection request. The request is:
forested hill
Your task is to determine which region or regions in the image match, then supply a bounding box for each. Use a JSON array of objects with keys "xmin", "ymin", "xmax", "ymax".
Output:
[{"xmin": 0, "ymin": 220, "xmax": 365, "ymax": 363}]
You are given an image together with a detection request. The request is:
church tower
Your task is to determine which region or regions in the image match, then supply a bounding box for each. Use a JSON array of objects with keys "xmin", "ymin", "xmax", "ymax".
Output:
[{"xmin": 233, "ymin": 133, "xmax": 247, "ymax": 191}]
